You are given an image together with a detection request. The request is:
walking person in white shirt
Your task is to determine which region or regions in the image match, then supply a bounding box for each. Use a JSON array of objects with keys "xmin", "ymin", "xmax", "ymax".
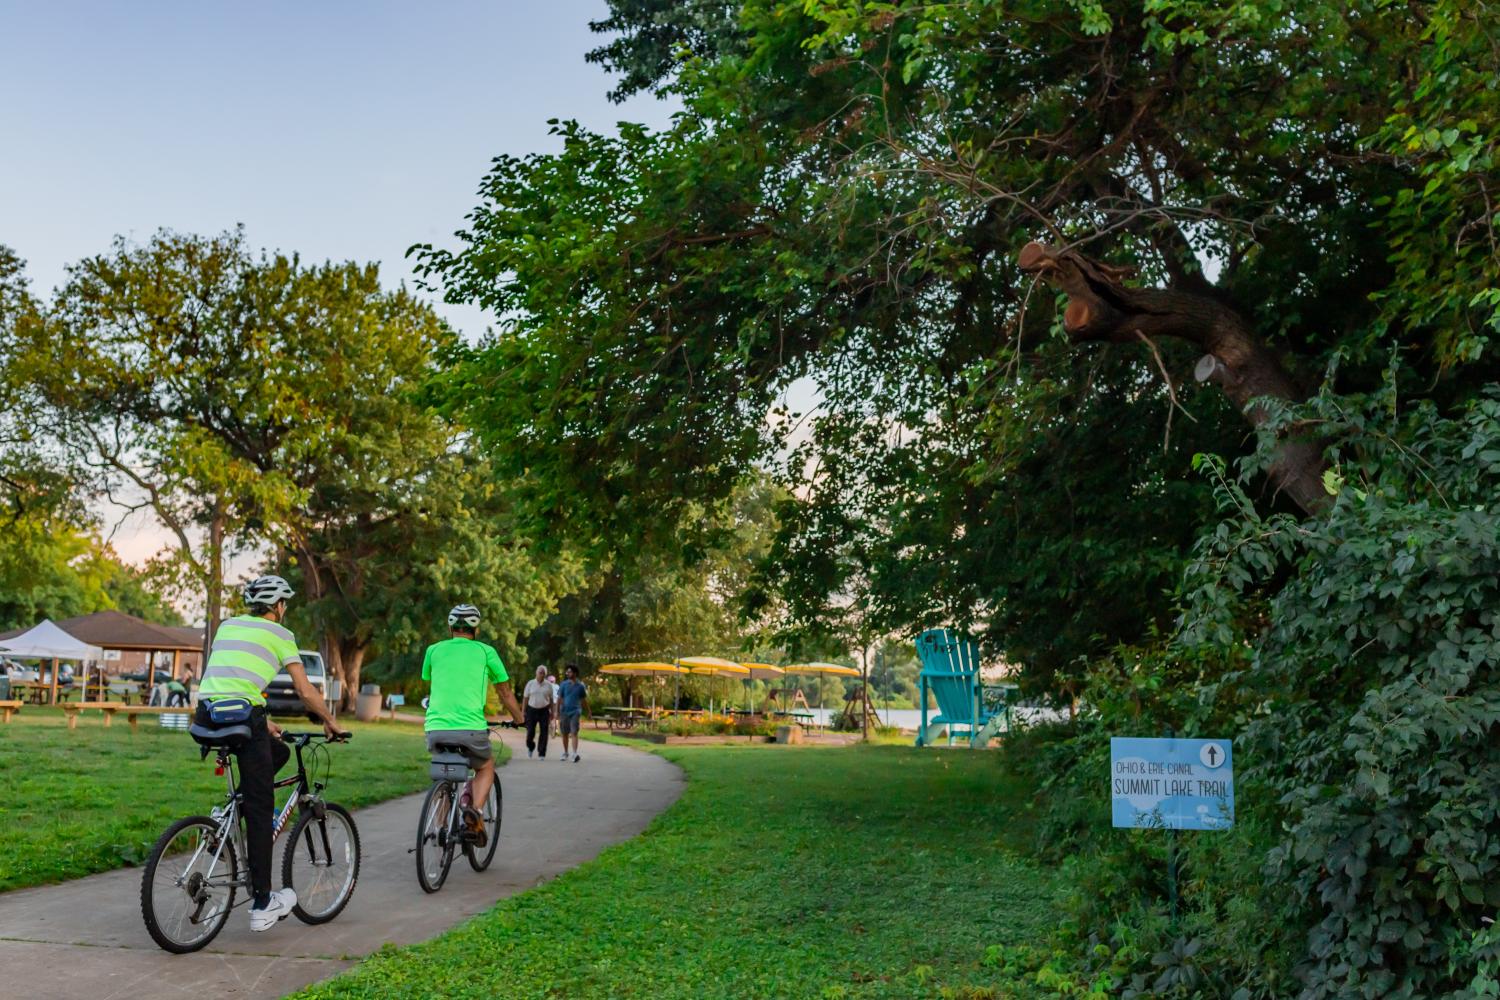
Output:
[{"xmin": 523, "ymin": 666, "xmax": 555, "ymax": 759}]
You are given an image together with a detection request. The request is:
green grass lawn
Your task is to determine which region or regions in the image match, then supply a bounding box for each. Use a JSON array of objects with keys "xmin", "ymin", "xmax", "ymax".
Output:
[
  {"xmin": 0, "ymin": 707, "xmax": 483, "ymax": 892},
  {"xmin": 295, "ymin": 739, "xmax": 1059, "ymax": 1000}
]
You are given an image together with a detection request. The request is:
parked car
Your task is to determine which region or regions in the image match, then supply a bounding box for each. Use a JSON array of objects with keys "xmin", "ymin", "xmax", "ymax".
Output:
[
  {"xmin": 3, "ymin": 661, "xmax": 38, "ymax": 682},
  {"xmin": 263, "ymin": 651, "xmax": 329, "ymax": 718},
  {"xmin": 120, "ymin": 669, "xmax": 172, "ymax": 685}
]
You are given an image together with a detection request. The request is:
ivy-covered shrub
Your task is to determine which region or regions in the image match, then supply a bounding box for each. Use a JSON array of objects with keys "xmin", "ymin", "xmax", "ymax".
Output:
[
  {"xmin": 1005, "ymin": 380, "xmax": 1500, "ymax": 997},
  {"xmin": 1185, "ymin": 384, "xmax": 1500, "ymax": 997}
]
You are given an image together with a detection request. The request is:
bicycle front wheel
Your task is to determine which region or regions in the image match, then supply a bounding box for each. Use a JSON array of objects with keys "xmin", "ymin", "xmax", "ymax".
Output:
[
  {"xmin": 282, "ymin": 802, "xmax": 360, "ymax": 924},
  {"xmin": 140, "ymin": 815, "xmax": 239, "ymax": 954},
  {"xmin": 464, "ymin": 779, "xmax": 501, "ymax": 871},
  {"xmin": 415, "ymin": 781, "xmax": 456, "ymax": 893}
]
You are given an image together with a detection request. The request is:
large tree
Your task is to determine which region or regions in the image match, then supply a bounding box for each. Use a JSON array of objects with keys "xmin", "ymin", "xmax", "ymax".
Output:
[
  {"xmin": 12, "ymin": 230, "xmax": 577, "ymax": 704},
  {"xmin": 10, "ymin": 231, "xmax": 300, "ymax": 652},
  {"xmin": 0, "ymin": 514, "xmax": 180, "ymax": 631},
  {"xmin": 416, "ymin": 0, "xmax": 1493, "ymax": 676}
]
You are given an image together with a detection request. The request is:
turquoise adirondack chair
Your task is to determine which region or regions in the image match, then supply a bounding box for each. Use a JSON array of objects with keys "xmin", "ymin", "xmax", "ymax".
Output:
[{"xmin": 914, "ymin": 628, "xmax": 1012, "ymax": 748}]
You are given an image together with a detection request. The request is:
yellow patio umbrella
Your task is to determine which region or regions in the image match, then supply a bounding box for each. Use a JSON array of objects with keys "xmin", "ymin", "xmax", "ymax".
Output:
[
  {"xmin": 741, "ymin": 662, "xmax": 783, "ymax": 711},
  {"xmin": 599, "ymin": 662, "xmax": 685, "ymax": 712},
  {"xmin": 783, "ymin": 662, "xmax": 862, "ymax": 724},
  {"xmin": 677, "ymin": 656, "xmax": 748, "ymax": 715}
]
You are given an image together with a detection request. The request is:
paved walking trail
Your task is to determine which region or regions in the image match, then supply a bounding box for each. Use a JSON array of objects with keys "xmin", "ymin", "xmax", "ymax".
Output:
[{"xmin": 0, "ymin": 731, "xmax": 683, "ymax": 999}]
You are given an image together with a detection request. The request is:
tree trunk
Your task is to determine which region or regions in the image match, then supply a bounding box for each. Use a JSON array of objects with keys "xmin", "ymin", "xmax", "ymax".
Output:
[
  {"xmin": 202, "ymin": 500, "xmax": 226, "ymax": 663},
  {"xmin": 1017, "ymin": 242, "xmax": 1330, "ymax": 515},
  {"xmin": 320, "ymin": 629, "xmax": 367, "ymax": 713},
  {"xmin": 342, "ymin": 642, "xmax": 366, "ymax": 712}
]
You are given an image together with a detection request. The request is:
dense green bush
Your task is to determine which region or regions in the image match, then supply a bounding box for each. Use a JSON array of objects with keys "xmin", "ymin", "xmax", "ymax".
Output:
[
  {"xmin": 1189, "ymin": 385, "xmax": 1500, "ymax": 997},
  {"xmin": 1007, "ymin": 380, "xmax": 1500, "ymax": 997}
]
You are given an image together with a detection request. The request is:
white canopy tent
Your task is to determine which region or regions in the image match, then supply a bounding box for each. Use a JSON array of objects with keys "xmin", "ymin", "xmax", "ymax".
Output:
[{"xmin": 0, "ymin": 619, "xmax": 105, "ymax": 703}]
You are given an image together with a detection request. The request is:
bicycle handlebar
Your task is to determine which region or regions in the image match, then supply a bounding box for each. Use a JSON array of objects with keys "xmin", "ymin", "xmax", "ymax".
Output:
[{"xmin": 281, "ymin": 731, "xmax": 353, "ymax": 746}]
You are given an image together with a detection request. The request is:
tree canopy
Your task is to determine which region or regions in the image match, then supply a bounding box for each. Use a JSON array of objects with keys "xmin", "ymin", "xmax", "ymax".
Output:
[{"xmin": 416, "ymin": 0, "xmax": 1500, "ymax": 679}]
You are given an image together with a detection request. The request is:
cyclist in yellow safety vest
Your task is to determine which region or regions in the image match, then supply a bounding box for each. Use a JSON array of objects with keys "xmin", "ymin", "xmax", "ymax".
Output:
[{"xmin": 197, "ymin": 574, "xmax": 347, "ymax": 932}]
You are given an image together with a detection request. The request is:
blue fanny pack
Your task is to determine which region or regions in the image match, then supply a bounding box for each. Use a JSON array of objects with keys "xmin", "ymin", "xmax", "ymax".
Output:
[
  {"xmin": 191, "ymin": 696, "xmax": 256, "ymax": 751},
  {"xmin": 205, "ymin": 697, "xmax": 255, "ymax": 725}
]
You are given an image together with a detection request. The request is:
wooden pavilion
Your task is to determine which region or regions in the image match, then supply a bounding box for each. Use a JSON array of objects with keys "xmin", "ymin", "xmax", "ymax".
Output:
[{"xmin": 0, "ymin": 610, "xmax": 204, "ymax": 697}]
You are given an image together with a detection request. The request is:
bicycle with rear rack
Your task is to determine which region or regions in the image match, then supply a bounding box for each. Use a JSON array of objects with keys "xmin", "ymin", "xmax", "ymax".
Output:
[
  {"xmin": 139, "ymin": 731, "xmax": 359, "ymax": 953},
  {"xmin": 412, "ymin": 721, "xmax": 514, "ymax": 892}
]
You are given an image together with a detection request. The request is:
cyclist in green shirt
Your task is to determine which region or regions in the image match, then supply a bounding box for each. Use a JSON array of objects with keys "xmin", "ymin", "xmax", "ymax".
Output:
[{"xmin": 422, "ymin": 604, "xmax": 524, "ymax": 845}]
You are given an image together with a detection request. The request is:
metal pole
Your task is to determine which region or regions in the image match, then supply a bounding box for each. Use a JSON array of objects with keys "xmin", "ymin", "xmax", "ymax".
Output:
[
  {"xmin": 1163, "ymin": 724, "xmax": 1179, "ymax": 930},
  {"xmin": 860, "ymin": 647, "xmax": 870, "ymax": 742}
]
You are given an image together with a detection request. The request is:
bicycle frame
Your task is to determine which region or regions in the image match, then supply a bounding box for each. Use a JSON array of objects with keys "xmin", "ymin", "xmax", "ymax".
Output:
[
  {"xmin": 430, "ymin": 774, "xmax": 469, "ymax": 849},
  {"xmin": 182, "ymin": 738, "xmax": 325, "ymax": 901}
]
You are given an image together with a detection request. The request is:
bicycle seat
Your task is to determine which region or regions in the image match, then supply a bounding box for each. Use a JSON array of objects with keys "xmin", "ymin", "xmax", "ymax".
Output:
[{"xmin": 189, "ymin": 722, "xmax": 252, "ymax": 748}]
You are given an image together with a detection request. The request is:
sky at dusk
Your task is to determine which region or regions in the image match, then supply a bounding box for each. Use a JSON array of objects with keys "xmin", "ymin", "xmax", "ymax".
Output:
[{"xmin": 0, "ymin": 1, "xmax": 675, "ymax": 570}]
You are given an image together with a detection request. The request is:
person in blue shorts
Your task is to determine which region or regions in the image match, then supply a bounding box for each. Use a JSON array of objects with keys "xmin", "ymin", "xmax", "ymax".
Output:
[{"xmin": 557, "ymin": 664, "xmax": 587, "ymax": 762}]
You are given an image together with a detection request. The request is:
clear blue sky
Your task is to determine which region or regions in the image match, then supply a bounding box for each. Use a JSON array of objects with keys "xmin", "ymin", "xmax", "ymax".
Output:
[
  {"xmin": 0, "ymin": 1, "xmax": 674, "ymax": 337},
  {"xmin": 1, "ymin": 1, "xmax": 676, "ymax": 569}
]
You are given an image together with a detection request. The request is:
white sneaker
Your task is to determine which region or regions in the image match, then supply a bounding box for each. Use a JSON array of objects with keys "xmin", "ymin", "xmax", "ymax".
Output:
[
  {"xmin": 528, "ymin": 749, "xmax": 534, "ymax": 758},
  {"xmin": 249, "ymin": 888, "xmax": 297, "ymax": 932}
]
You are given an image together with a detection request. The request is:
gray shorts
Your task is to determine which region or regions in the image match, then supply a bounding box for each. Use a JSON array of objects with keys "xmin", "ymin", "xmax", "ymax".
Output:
[
  {"xmin": 560, "ymin": 712, "xmax": 581, "ymax": 735},
  {"xmin": 426, "ymin": 729, "xmax": 493, "ymax": 763}
]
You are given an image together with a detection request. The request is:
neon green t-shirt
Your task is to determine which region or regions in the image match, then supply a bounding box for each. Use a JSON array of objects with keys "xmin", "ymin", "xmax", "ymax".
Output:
[{"xmin": 421, "ymin": 637, "xmax": 508, "ymax": 732}]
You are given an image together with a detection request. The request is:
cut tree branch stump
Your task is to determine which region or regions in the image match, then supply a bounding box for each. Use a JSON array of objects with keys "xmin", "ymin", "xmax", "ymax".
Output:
[{"xmin": 1017, "ymin": 241, "xmax": 1331, "ymax": 515}]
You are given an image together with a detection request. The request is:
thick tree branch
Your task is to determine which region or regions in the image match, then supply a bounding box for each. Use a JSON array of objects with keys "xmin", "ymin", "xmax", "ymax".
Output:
[{"xmin": 1017, "ymin": 241, "xmax": 1330, "ymax": 515}]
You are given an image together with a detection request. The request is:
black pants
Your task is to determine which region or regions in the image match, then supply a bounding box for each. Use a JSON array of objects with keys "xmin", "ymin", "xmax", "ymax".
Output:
[
  {"xmin": 196, "ymin": 703, "xmax": 290, "ymax": 899},
  {"xmin": 525, "ymin": 705, "xmax": 550, "ymax": 757}
]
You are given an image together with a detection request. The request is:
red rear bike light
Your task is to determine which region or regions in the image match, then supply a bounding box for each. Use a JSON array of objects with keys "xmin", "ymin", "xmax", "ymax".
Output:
[{"xmin": 214, "ymin": 763, "xmax": 225, "ymax": 776}]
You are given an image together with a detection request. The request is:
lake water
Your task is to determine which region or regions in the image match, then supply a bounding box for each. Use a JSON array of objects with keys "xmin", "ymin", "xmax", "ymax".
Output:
[{"xmin": 799, "ymin": 705, "xmax": 1067, "ymax": 731}]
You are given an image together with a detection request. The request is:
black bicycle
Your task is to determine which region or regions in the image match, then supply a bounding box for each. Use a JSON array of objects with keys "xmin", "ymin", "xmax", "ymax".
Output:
[
  {"xmin": 414, "ymin": 724, "xmax": 511, "ymax": 892},
  {"xmin": 140, "ymin": 732, "xmax": 359, "ymax": 953}
]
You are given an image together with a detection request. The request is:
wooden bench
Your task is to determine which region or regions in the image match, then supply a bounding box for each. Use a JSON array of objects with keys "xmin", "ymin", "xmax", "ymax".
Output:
[
  {"xmin": 60, "ymin": 701, "xmax": 126, "ymax": 729},
  {"xmin": 0, "ymin": 700, "xmax": 20, "ymax": 723},
  {"xmin": 118, "ymin": 705, "xmax": 193, "ymax": 731}
]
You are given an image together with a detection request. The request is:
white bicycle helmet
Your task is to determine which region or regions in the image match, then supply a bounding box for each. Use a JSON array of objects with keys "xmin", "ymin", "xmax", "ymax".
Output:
[
  {"xmin": 243, "ymin": 575, "xmax": 295, "ymax": 606},
  {"xmin": 448, "ymin": 603, "xmax": 481, "ymax": 628}
]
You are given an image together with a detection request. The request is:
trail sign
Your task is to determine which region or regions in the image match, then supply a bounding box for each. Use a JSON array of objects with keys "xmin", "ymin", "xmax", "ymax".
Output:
[{"xmin": 1111, "ymin": 736, "xmax": 1233, "ymax": 831}]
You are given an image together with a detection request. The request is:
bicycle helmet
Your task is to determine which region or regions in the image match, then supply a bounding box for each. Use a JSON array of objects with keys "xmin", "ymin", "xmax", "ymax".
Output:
[
  {"xmin": 448, "ymin": 603, "xmax": 481, "ymax": 628},
  {"xmin": 243, "ymin": 575, "xmax": 295, "ymax": 606}
]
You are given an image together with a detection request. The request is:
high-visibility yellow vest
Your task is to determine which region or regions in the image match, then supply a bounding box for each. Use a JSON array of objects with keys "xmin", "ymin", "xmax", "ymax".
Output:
[{"xmin": 198, "ymin": 615, "xmax": 301, "ymax": 706}]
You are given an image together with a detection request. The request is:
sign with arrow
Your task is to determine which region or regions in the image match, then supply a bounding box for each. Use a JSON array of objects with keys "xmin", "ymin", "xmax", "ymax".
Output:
[{"xmin": 1111, "ymin": 736, "xmax": 1234, "ymax": 831}]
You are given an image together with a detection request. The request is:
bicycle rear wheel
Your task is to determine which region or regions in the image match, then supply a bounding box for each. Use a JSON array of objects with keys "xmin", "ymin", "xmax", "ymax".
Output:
[
  {"xmin": 415, "ymin": 781, "xmax": 456, "ymax": 893},
  {"xmin": 140, "ymin": 815, "xmax": 239, "ymax": 953},
  {"xmin": 464, "ymin": 779, "xmax": 501, "ymax": 871},
  {"xmin": 282, "ymin": 802, "xmax": 361, "ymax": 923}
]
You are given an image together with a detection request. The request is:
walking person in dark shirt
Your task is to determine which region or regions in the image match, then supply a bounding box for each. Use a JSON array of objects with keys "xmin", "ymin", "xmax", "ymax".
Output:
[{"xmin": 557, "ymin": 665, "xmax": 588, "ymax": 762}]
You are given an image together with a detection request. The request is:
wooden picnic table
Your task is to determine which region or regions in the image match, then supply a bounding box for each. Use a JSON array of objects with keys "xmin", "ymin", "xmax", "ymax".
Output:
[
  {"xmin": 59, "ymin": 701, "xmax": 127, "ymax": 729},
  {"xmin": 9, "ymin": 681, "xmax": 63, "ymax": 705},
  {"xmin": 0, "ymin": 700, "xmax": 21, "ymax": 723},
  {"xmin": 599, "ymin": 706, "xmax": 651, "ymax": 731}
]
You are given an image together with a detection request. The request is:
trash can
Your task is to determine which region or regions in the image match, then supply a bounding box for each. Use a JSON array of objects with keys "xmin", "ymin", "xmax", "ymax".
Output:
[{"xmin": 355, "ymin": 683, "xmax": 382, "ymax": 722}]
